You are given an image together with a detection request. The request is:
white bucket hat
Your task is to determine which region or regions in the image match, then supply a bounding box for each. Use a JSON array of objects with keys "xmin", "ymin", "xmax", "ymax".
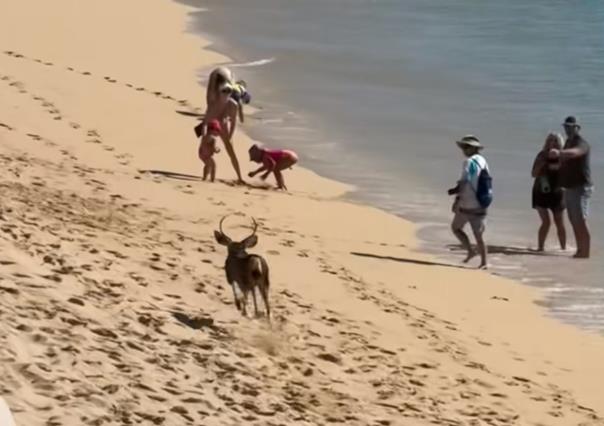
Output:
[{"xmin": 456, "ymin": 134, "xmax": 483, "ymax": 150}]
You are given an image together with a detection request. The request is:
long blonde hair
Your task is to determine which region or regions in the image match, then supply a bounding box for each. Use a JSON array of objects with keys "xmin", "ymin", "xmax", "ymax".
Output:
[
  {"xmin": 542, "ymin": 132, "xmax": 563, "ymax": 152},
  {"xmin": 206, "ymin": 67, "xmax": 234, "ymax": 107}
]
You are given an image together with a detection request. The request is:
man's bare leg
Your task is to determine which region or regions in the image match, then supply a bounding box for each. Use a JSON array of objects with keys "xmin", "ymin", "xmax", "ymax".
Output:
[
  {"xmin": 573, "ymin": 218, "xmax": 590, "ymax": 258},
  {"xmin": 452, "ymin": 226, "xmax": 475, "ymax": 263}
]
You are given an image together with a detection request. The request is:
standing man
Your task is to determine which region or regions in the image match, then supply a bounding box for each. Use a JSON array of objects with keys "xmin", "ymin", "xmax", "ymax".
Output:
[
  {"xmin": 448, "ymin": 135, "xmax": 491, "ymax": 269},
  {"xmin": 550, "ymin": 116, "xmax": 592, "ymax": 258}
]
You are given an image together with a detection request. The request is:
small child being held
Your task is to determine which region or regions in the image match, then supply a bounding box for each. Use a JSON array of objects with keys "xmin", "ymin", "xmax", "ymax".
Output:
[
  {"xmin": 199, "ymin": 119, "xmax": 222, "ymax": 182},
  {"xmin": 230, "ymin": 80, "xmax": 251, "ymax": 123},
  {"xmin": 248, "ymin": 144, "xmax": 298, "ymax": 190}
]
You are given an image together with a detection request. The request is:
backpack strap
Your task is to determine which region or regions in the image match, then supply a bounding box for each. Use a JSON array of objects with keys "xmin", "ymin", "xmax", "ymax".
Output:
[{"xmin": 468, "ymin": 157, "xmax": 483, "ymax": 193}]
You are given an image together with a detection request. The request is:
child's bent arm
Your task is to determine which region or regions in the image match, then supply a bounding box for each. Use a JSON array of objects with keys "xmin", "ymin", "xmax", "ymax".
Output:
[
  {"xmin": 248, "ymin": 165, "xmax": 266, "ymax": 178},
  {"xmin": 261, "ymin": 156, "xmax": 276, "ymax": 180},
  {"xmin": 263, "ymin": 156, "xmax": 276, "ymax": 172}
]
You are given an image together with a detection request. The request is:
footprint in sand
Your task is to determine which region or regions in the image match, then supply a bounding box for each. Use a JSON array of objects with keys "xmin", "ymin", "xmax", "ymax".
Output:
[
  {"xmin": 26, "ymin": 133, "xmax": 42, "ymax": 141},
  {"xmin": 8, "ymin": 80, "xmax": 25, "ymax": 90}
]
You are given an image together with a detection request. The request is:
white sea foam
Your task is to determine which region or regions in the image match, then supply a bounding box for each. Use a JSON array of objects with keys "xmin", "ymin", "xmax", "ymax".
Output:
[{"xmin": 230, "ymin": 57, "xmax": 275, "ymax": 68}]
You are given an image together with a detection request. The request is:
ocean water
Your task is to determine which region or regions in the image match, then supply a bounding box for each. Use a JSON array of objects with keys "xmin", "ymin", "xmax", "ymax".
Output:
[{"xmin": 180, "ymin": 0, "xmax": 604, "ymax": 332}]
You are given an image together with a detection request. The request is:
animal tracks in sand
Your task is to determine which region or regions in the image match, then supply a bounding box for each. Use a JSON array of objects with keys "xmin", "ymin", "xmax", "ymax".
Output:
[
  {"xmin": 1, "ymin": 75, "xmax": 134, "ymax": 168},
  {"xmin": 0, "ymin": 122, "xmax": 16, "ymax": 131},
  {"xmin": 3, "ymin": 49, "xmax": 195, "ymax": 108}
]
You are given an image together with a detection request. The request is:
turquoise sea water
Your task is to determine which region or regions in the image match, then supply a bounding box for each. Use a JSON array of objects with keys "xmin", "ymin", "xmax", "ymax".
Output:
[{"xmin": 180, "ymin": 0, "xmax": 604, "ymax": 332}]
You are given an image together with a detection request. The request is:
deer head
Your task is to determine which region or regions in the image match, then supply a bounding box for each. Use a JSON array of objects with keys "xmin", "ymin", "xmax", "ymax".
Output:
[{"xmin": 214, "ymin": 215, "xmax": 258, "ymax": 257}]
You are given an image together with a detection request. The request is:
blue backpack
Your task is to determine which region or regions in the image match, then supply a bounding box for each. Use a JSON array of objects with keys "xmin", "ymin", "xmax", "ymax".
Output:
[{"xmin": 475, "ymin": 165, "xmax": 493, "ymax": 209}]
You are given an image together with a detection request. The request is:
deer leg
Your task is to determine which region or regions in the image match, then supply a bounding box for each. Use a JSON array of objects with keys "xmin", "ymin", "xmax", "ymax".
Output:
[
  {"xmin": 252, "ymin": 287, "xmax": 259, "ymax": 317},
  {"xmin": 240, "ymin": 290, "xmax": 248, "ymax": 317},
  {"xmin": 260, "ymin": 285, "xmax": 270, "ymax": 320},
  {"xmin": 231, "ymin": 283, "xmax": 241, "ymax": 311}
]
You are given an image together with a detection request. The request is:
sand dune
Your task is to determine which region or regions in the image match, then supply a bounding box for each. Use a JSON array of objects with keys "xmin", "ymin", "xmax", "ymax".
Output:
[{"xmin": 1, "ymin": 0, "xmax": 604, "ymax": 425}]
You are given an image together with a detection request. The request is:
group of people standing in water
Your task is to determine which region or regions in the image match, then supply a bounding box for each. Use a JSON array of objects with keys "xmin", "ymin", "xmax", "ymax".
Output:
[
  {"xmin": 449, "ymin": 116, "xmax": 593, "ymax": 268},
  {"xmin": 195, "ymin": 66, "xmax": 298, "ymax": 190}
]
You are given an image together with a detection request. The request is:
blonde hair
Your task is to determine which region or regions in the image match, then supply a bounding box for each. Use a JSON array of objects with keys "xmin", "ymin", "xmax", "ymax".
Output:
[
  {"xmin": 206, "ymin": 67, "xmax": 234, "ymax": 106},
  {"xmin": 543, "ymin": 132, "xmax": 563, "ymax": 151}
]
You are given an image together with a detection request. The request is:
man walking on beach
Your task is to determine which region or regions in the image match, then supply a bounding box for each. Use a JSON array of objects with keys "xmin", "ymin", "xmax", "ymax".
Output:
[
  {"xmin": 448, "ymin": 135, "xmax": 490, "ymax": 269},
  {"xmin": 550, "ymin": 116, "xmax": 593, "ymax": 258}
]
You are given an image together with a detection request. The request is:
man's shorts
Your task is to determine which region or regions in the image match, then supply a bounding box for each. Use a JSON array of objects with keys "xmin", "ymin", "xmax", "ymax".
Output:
[
  {"xmin": 565, "ymin": 185, "xmax": 593, "ymax": 224},
  {"xmin": 452, "ymin": 209, "xmax": 486, "ymax": 235}
]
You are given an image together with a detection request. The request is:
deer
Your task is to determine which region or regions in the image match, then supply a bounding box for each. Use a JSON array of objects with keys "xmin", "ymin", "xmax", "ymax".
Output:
[{"xmin": 214, "ymin": 215, "xmax": 271, "ymax": 319}]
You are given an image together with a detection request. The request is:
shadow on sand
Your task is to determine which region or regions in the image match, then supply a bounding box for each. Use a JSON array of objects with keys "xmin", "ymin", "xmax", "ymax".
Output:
[
  {"xmin": 447, "ymin": 244, "xmax": 557, "ymax": 257},
  {"xmin": 138, "ymin": 169, "xmax": 275, "ymax": 191},
  {"xmin": 139, "ymin": 169, "xmax": 201, "ymax": 182},
  {"xmin": 350, "ymin": 251, "xmax": 467, "ymax": 269},
  {"xmin": 172, "ymin": 311, "xmax": 214, "ymax": 330},
  {"xmin": 176, "ymin": 110, "xmax": 204, "ymax": 119}
]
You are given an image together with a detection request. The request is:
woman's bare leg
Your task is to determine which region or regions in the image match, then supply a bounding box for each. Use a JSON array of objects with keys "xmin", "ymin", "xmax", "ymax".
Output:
[
  {"xmin": 536, "ymin": 208, "xmax": 551, "ymax": 251},
  {"xmin": 221, "ymin": 136, "xmax": 243, "ymax": 183},
  {"xmin": 552, "ymin": 209, "xmax": 567, "ymax": 250}
]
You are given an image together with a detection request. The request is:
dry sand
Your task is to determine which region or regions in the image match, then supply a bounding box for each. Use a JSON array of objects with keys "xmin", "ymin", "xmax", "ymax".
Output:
[{"xmin": 1, "ymin": 0, "xmax": 603, "ymax": 425}]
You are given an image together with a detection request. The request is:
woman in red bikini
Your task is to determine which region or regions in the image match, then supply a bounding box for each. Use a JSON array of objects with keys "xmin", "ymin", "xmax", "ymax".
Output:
[{"xmin": 248, "ymin": 144, "xmax": 298, "ymax": 190}]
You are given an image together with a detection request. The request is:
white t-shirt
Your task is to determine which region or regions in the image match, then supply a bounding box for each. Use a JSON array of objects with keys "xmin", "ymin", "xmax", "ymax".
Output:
[{"xmin": 459, "ymin": 154, "xmax": 489, "ymax": 210}]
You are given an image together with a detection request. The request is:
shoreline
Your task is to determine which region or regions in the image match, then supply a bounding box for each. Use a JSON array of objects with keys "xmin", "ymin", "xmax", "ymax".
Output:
[
  {"xmin": 1, "ymin": 0, "xmax": 604, "ymax": 424},
  {"xmin": 183, "ymin": 0, "xmax": 604, "ymax": 335}
]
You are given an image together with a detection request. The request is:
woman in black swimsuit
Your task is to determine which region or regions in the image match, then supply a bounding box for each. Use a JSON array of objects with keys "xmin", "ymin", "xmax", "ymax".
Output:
[{"xmin": 531, "ymin": 132, "xmax": 566, "ymax": 251}]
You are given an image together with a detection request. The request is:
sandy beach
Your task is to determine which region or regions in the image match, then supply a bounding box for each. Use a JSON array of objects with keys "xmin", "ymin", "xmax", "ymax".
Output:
[{"xmin": 1, "ymin": 0, "xmax": 604, "ymax": 425}]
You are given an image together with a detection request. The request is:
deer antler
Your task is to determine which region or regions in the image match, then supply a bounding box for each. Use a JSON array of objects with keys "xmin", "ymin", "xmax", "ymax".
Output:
[
  {"xmin": 247, "ymin": 217, "xmax": 258, "ymax": 239},
  {"xmin": 219, "ymin": 215, "xmax": 230, "ymax": 237}
]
